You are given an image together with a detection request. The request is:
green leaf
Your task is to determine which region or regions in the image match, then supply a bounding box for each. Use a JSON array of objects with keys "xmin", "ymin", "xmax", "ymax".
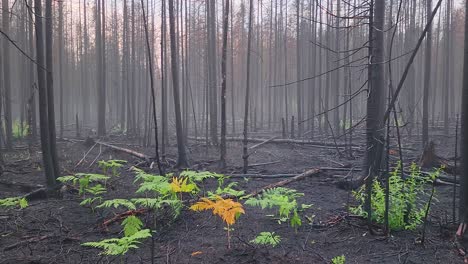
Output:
[{"xmin": 122, "ymin": 215, "xmax": 143, "ymax": 236}]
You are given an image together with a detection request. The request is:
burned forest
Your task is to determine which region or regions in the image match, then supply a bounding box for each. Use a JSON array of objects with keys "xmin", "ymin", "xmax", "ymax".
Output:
[{"xmin": 2, "ymin": 0, "xmax": 468, "ymax": 263}]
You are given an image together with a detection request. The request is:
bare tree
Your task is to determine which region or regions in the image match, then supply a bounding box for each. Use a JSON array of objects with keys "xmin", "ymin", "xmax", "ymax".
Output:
[
  {"xmin": 207, "ymin": 0, "xmax": 218, "ymax": 145},
  {"xmin": 2, "ymin": 0, "xmax": 12, "ymax": 150},
  {"xmin": 242, "ymin": 0, "xmax": 254, "ymax": 173},
  {"xmin": 457, "ymin": 0, "xmax": 468, "ymax": 241},
  {"xmin": 220, "ymin": 0, "xmax": 230, "ymax": 168},
  {"xmin": 422, "ymin": 0, "xmax": 433, "ymax": 147},
  {"xmin": 169, "ymin": 0, "xmax": 189, "ymax": 167},
  {"xmin": 34, "ymin": 0, "xmax": 59, "ymax": 188},
  {"xmin": 365, "ymin": 0, "xmax": 385, "ymax": 224}
]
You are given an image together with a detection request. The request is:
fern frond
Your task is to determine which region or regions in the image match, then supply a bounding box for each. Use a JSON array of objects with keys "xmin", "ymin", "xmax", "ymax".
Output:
[
  {"xmin": 122, "ymin": 215, "xmax": 143, "ymax": 236},
  {"xmin": 97, "ymin": 199, "xmax": 136, "ymax": 210},
  {"xmin": 250, "ymin": 232, "xmax": 281, "ymax": 247}
]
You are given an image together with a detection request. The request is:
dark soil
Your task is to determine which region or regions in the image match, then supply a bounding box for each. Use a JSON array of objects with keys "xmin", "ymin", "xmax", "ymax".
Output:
[{"xmin": 0, "ymin": 131, "xmax": 463, "ymax": 263}]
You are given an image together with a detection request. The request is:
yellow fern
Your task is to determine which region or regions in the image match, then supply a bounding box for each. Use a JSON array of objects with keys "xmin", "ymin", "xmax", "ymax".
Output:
[
  {"xmin": 170, "ymin": 177, "xmax": 196, "ymax": 194},
  {"xmin": 190, "ymin": 196, "xmax": 244, "ymax": 248},
  {"xmin": 190, "ymin": 196, "xmax": 244, "ymax": 225}
]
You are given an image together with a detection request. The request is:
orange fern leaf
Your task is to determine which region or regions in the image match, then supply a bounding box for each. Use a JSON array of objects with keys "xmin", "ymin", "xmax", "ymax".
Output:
[{"xmin": 190, "ymin": 196, "xmax": 244, "ymax": 226}]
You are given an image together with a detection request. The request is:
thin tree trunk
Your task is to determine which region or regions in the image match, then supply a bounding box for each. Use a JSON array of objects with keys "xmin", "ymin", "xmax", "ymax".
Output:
[
  {"xmin": 242, "ymin": 0, "xmax": 254, "ymax": 173},
  {"xmin": 168, "ymin": 0, "xmax": 189, "ymax": 167},
  {"xmin": 35, "ymin": 0, "xmax": 57, "ymax": 188},
  {"xmin": 2, "ymin": 0, "xmax": 12, "ymax": 149},
  {"xmin": 220, "ymin": 0, "xmax": 230, "ymax": 169},
  {"xmin": 422, "ymin": 0, "xmax": 433, "ymax": 147}
]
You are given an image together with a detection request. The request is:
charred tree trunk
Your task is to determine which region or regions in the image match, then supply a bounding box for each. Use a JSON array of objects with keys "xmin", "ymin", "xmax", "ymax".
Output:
[
  {"xmin": 242, "ymin": 0, "xmax": 254, "ymax": 173},
  {"xmin": 35, "ymin": 0, "xmax": 58, "ymax": 188},
  {"xmin": 168, "ymin": 0, "xmax": 189, "ymax": 167},
  {"xmin": 220, "ymin": 0, "xmax": 230, "ymax": 169},
  {"xmin": 364, "ymin": 0, "xmax": 385, "ymax": 225}
]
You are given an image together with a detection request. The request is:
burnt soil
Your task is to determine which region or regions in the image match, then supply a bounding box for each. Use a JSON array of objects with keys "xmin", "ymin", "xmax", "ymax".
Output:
[{"xmin": 0, "ymin": 130, "xmax": 464, "ymax": 264}]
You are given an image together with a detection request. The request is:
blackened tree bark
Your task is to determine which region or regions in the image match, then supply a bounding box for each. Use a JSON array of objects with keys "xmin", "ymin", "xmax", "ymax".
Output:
[
  {"xmin": 96, "ymin": 0, "xmax": 106, "ymax": 136},
  {"xmin": 458, "ymin": 0, "xmax": 468, "ymax": 234},
  {"xmin": 35, "ymin": 0, "xmax": 58, "ymax": 188},
  {"xmin": 169, "ymin": 0, "xmax": 189, "ymax": 167},
  {"xmin": 45, "ymin": 0, "xmax": 60, "ymax": 180},
  {"xmin": 296, "ymin": 0, "xmax": 303, "ymax": 137},
  {"xmin": 58, "ymin": 0, "xmax": 64, "ymax": 138},
  {"xmin": 422, "ymin": 0, "xmax": 432, "ymax": 147},
  {"xmin": 2, "ymin": 0, "xmax": 12, "ymax": 150},
  {"xmin": 161, "ymin": 0, "xmax": 168, "ymax": 158},
  {"xmin": 365, "ymin": 0, "xmax": 385, "ymax": 224},
  {"xmin": 141, "ymin": 0, "xmax": 163, "ymax": 176},
  {"xmin": 207, "ymin": 0, "xmax": 218, "ymax": 145},
  {"xmin": 242, "ymin": 0, "xmax": 254, "ymax": 173},
  {"xmin": 220, "ymin": 0, "xmax": 230, "ymax": 169}
]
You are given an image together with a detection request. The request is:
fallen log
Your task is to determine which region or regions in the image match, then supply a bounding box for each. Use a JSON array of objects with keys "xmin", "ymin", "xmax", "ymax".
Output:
[
  {"xmin": 247, "ymin": 169, "xmax": 321, "ymax": 197},
  {"xmin": 95, "ymin": 141, "xmax": 151, "ymax": 162},
  {"xmin": 0, "ymin": 179, "xmax": 44, "ymax": 193},
  {"xmin": 188, "ymin": 136, "xmax": 360, "ymax": 149},
  {"xmin": 3, "ymin": 234, "xmax": 80, "ymax": 251}
]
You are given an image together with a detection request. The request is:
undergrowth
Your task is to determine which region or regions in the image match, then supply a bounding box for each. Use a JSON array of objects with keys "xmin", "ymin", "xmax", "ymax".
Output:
[{"xmin": 350, "ymin": 162, "xmax": 442, "ymax": 230}]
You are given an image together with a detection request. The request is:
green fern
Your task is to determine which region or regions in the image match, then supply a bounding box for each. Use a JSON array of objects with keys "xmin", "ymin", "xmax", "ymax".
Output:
[
  {"xmin": 250, "ymin": 232, "xmax": 281, "ymax": 247},
  {"xmin": 58, "ymin": 173, "xmax": 110, "ymax": 196},
  {"xmin": 245, "ymin": 187, "xmax": 308, "ymax": 228},
  {"xmin": 0, "ymin": 197, "xmax": 28, "ymax": 209},
  {"xmin": 179, "ymin": 170, "xmax": 223, "ymax": 182},
  {"xmin": 208, "ymin": 182, "xmax": 245, "ymax": 198},
  {"xmin": 331, "ymin": 255, "xmax": 346, "ymax": 264},
  {"xmin": 350, "ymin": 162, "xmax": 441, "ymax": 230},
  {"xmin": 122, "ymin": 215, "xmax": 143, "ymax": 236},
  {"xmin": 98, "ymin": 160, "xmax": 127, "ymax": 177},
  {"xmin": 82, "ymin": 229, "xmax": 152, "ymax": 256},
  {"xmin": 97, "ymin": 199, "xmax": 136, "ymax": 210}
]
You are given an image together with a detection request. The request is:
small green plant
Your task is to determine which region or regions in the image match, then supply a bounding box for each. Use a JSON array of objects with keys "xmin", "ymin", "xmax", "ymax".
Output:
[
  {"xmin": 331, "ymin": 255, "xmax": 345, "ymax": 264},
  {"xmin": 350, "ymin": 162, "xmax": 441, "ymax": 230},
  {"xmin": 245, "ymin": 187, "xmax": 311, "ymax": 228},
  {"xmin": 79, "ymin": 184, "xmax": 107, "ymax": 209},
  {"xmin": 98, "ymin": 160, "xmax": 127, "ymax": 177},
  {"xmin": 0, "ymin": 197, "xmax": 28, "ymax": 209},
  {"xmin": 122, "ymin": 215, "xmax": 143, "ymax": 237},
  {"xmin": 82, "ymin": 229, "xmax": 152, "ymax": 256},
  {"xmin": 179, "ymin": 170, "xmax": 223, "ymax": 183},
  {"xmin": 97, "ymin": 199, "xmax": 136, "ymax": 210},
  {"xmin": 208, "ymin": 181, "xmax": 245, "ymax": 199},
  {"xmin": 250, "ymin": 232, "xmax": 281, "ymax": 247},
  {"xmin": 12, "ymin": 120, "xmax": 29, "ymax": 139},
  {"xmin": 58, "ymin": 173, "xmax": 110, "ymax": 196}
]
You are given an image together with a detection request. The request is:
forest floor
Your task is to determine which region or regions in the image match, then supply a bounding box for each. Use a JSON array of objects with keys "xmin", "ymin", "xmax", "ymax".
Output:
[{"xmin": 0, "ymin": 128, "xmax": 464, "ymax": 263}]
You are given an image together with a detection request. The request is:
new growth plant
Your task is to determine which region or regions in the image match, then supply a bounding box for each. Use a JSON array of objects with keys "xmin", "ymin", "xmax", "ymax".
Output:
[
  {"xmin": 58, "ymin": 173, "xmax": 109, "ymax": 209},
  {"xmin": 250, "ymin": 232, "xmax": 281, "ymax": 247},
  {"xmin": 190, "ymin": 195, "xmax": 245, "ymax": 248},
  {"xmin": 82, "ymin": 228, "xmax": 152, "ymax": 257},
  {"xmin": 98, "ymin": 159, "xmax": 127, "ymax": 177},
  {"xmin": 331, "ymin": 255, "xmax": 346, "ymax": 264},
  {"xmin": 350, "ymin": 162, "xmax": 441, "ymax": 230},
  {"xmin": 245, "ymin": 187, "xmax": 312, "ymax": 228},
  {"xmin": 0, "ymin": 197, "xmax": 28, "ymax": 209},
  {"xmin": 12, "ymin": 120, "xmax": 29, "ymax": 139}
]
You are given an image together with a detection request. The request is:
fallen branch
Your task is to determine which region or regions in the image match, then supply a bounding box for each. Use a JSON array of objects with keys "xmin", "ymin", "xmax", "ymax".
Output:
[
  {"xmin": 188, "ymin": 136, "xmax": 360, "ymax": 149},
  {"xmin": 0, "ymin": 179, "xmax": 44, "ymax": 193},
  {"xmin": 3, "ymin": 234, "xmax": 80, "ymax": 251},
  {"xmin": 247, "ymin": 169, "xmax": 320, "ymax": 197},
  {"xmin": 248, "ymin": 136, "xmax": 280, "ymax": 150},
  {"xmin": 75, "ymin": 142, "xmax": 97, "ymax": 168},
  {"xmin": 95, "ymin": 141, "xmax": 151, "ymax": 162},
  {"xmin": 247, "ymin": 160, "xmax": 281, "ymax": 167},
  {"xmin": 101, "ymin": 208, "xmax": 148, "ymax": 228}
]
